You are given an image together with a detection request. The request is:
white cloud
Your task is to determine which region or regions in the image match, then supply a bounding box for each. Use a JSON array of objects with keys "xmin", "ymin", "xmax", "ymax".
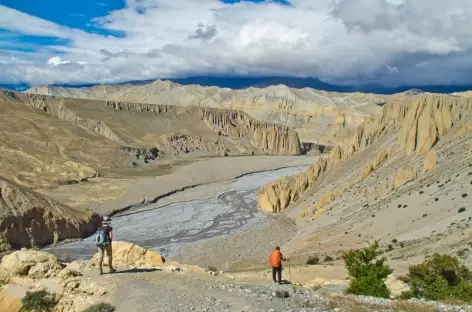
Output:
[
  {"xmin": 0, "ymin": 0, "xmax": 471, "ymax": 86},
  {"xmin": 47, "ymin": 56, "xmax": 71, "ymax": 66}
]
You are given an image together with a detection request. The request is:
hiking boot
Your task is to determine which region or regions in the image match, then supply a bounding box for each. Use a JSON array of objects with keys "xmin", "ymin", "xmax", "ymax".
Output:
[
  {"xmin": 99, "ymin": 270, "xmax": 103, "ymax": 275},
  {"xmin": 109, "ymin": 267, "xmax": 116, "ymax": 273}
]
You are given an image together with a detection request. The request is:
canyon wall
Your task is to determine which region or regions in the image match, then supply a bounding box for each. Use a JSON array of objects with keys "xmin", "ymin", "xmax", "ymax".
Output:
[
  {"xmin": 258, "ymin": 94, "xmax": 472, "ymax": 213},
  {"xmin": 0, "ymin": 178, "xmax": 101, "ymax": 252}
]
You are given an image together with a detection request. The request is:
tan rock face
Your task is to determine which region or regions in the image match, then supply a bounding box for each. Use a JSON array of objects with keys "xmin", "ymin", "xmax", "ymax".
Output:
[
  {"xmin": 360, "ymin": 165, "xmax": 374, "ymax": 180},
  {"xmin": 258, "ymin": 158, "xmax": 328, "ymax": 213},
  {"xmin": 399, "ymin": 95, "xmax": 472, "ymax": 156},
  {"xmin": 0, "ymin": 179, "xmax": 101, "ymax": 252},
  {"xmin": 91, "ymin": 241, "xmax": 165, "ymax": 268},
  {"xmin": 423, "ymin": 150, "xmax": 438, "ymax": 173},
  {"xmin": 257, "ymin": 94, "xmax": 472, "ymax": 213},
  {"xmin": 393, "ymin": 167, "xmax": 417, "ymax": 189},
  {"xmin": 1, "ymin": 249, "xmax": 62, "ymax": 279}
]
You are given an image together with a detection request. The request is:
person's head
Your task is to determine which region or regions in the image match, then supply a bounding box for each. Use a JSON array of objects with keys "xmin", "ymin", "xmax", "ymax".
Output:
[
  {"xmin": 102, "ymin": 215, "xmax": 111, "ymax": 225},
  {"xmin": 275, "ymin": 246, "xmax": 280, "ymax": 251}
]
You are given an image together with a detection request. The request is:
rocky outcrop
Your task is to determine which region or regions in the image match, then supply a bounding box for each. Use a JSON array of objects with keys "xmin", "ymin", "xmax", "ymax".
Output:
[
  {"xmin": 0, "ymin": 179, "xmax": 101, "ymax": 252},
  {"xmin": 161, "ymin": 132, "xmax": 228, "ymax": 157},
  {"xmin": 0, "ymin": 250, "xmax": 110, "ymax": 312},
  {"xmin": 399, "ymin": 95, "xmax": 472, "ymax": 156},
  {"xmin": 91, "ymin": 241, "xmax": 165, "ymax": 269},
  {"xmin": 393, "ymin": 167, "xmax": 417, "ymax": 189},
  {"xmin": 1, "ymin": 249, "xmax": 62, "ymax": 279},
  {"xmin": 257, "ymin": 94, "xmax": 472, "ymax": 213},
  {"xmin": 258, "ymin": 158, "xmax": 328, "ymax": 213},
  {"xmin": 26, "ymin": 93, "xmax": 124, "ymax": 143},
  {"xmin": 200, "ymin": 108, "xmax": 301, "ymax": 156},
  {"xmin": 423, "ymin": 150, "xmax": 438, "ymax": 173}
]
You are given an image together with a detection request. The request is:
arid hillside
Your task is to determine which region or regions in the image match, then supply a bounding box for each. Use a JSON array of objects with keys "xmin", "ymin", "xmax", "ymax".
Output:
[
  {"xmin": 26, "ymin": 80, "xmax": 419, "ymax": 146},
  {"xmin": 257, "ymin": 93, "xmax": 472, "ymax": 272},
  {"xmin": 0, "ymin": 91, "xmax": 300, "ymax": 189}
]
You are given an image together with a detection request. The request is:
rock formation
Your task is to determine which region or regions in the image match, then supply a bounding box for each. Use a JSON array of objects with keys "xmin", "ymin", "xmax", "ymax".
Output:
[
  {"xmin": 91, "ymin": 241, "xmax": 165, "ymax": 269},
  {"xmin": 0, "ymin": 178, "xmax": 100, "ymax": 252},
  {"xmin": 393, "ymin": 167, "xmax": 417, "ymax": 189},
  {"xmin": 258, "ymin": 158, "xmax": 328, "ymax": 213},
  {"xmin": 257, "ymin": 93, "xmax": 472, "ymax": 213},
  {"xmin": 423, "ymin": 150, "xmax": 438, "ymax": 173},
  {"xmin": 399, "ymin": 95, "xmax": 472, "ymax": 156}
]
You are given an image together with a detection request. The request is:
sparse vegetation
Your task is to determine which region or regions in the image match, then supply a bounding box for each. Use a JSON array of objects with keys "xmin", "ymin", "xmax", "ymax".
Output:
[
  {"xmin": 392, "ymin": 239, "xmax": 398, "ymax": 244},
  {"xmin": 462, "ymin": 193, "xmax": 468, "ymax": 198},
  {"xmin": 324, "ymin": 255, "xmax": 334, "ymax": 262},
  {"xmin": 343, "ymin": 241, "xmax": 392, "ymax": 298},
  {"xmin": 206, "ymin": 265, "xmax": 218, "ymax": 272},
  {"xmin": 20, "ymin": 290, "xmax": 56, "ymax": 312},
  {"xmin": 403, "ymin": 254, "xmax": 472, "ymax": 303},
  {"xmin": 274, "ymin": 290, "xmax": 290, "ymax": 298},
  {"xmin": 387, "ymin": 244, "xmax": 394, "ymax": 252},
  {"xmin": 82, "ymin": 303, "xmax": 116, "ymax": 312},
  {"xmin": 458, "ymin": 207, "xmax": 466, "ymax": 213},
  {"xmin": 306, "ymin": 255, "xmax": 320, "ymax": 265}
]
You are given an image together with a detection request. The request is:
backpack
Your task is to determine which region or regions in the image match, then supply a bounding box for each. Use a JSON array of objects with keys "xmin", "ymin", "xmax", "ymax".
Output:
[{"xmin": 95, "ymin": 226, "xmax": 110, "ymax": 247}]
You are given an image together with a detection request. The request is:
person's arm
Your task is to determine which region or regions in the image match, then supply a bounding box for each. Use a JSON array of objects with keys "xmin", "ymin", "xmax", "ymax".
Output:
[{"xmin": 109, "ymin": 227, "xmax": 113, "ymax": 240}]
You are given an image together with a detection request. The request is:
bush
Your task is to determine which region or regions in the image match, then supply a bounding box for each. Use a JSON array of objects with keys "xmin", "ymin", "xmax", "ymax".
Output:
[
  {"xmin": 274, "ymin": 290, "xmax": 290, "ymax": 298},
  {"xmin": 324, "ymin": 255, "xmax": 334, "ymax": 262},
  {"xmin": 207, "ymin": 265, "xmax": 218, "ymax": 272},
  {"xmin": 405, "ymin": 253, "xmax": 472, "ymax": 303},
  {"xmin": 306, "ymin": 255, "xmax": 320, "ymax": 265},
  {"xmin": 20, "ymin": 290, "xmax": 56, "ymax": 312},
  {"xmin": 342, "ymin": 240, "xmax": 392, "ymax": 298},
  {"xmin": 82, "ymin": 303, "xmax": 116, "ymax": 312}
]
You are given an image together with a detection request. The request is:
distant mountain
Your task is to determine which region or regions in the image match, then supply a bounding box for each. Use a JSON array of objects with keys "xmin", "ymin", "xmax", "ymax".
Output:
[{"xmin": 3, "ymin": 76, "xmax": 472, "ymax": 94}]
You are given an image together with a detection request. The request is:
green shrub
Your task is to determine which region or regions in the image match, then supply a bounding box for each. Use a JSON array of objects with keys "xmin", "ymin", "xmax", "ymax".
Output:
[
  {"xmin": 206, "ymin": 265, "xmax": 218, "ymax": 272},
  {"xmin": 20, "ymin": 290, "xmax": 56, "ymax": 312},
  {"xmin": 405, "ymin": 253, "xmax": 472, "ymax": 303},
  {"xmin": 274, "ymin": 290, "xmax": 290, "ymax": 298},
  {"xmin": 324, "ymin": 255, "xmax": 334, "ymax": 262},
  {"xmin": 342, "ymin": 240, "xmax": 392, "ymax": 298},
  {"xmin": 306, "ymin": 255, "xmax": 320, "ymax": 265},
  {"xmin": 82, "ymin": 303, "xmax": 116, "ymax": 312},
  {"xmin": 387, "ymin": 244, "xmax": 394, "ymax": 252}
]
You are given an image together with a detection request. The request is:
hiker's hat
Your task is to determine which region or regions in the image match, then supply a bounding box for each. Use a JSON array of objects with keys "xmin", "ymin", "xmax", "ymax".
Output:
[{"xmin": 102, "ymin": 215, "xmax": 111, "ymax": 223}]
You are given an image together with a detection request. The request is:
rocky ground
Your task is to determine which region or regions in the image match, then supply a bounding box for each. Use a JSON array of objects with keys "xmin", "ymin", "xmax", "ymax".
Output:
[{"xmin": 2, "ymin": 243, "xmax": 472, "ymax": 312}]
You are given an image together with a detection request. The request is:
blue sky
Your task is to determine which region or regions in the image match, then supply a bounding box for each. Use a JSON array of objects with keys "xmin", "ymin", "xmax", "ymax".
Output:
[{"xmin": 0, "ymin": 0, "xmax": 471, "ymax": 87}]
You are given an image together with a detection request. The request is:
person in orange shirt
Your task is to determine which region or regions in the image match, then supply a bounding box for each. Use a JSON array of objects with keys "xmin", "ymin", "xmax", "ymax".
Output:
[{"xmin": 269, "ymin": 246, "xmax": 289, "ymax": 284}]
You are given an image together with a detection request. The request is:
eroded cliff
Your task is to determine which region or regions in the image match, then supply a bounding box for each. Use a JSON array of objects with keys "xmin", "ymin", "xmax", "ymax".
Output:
[
  {"xmin": 258, "ymin": 93, "xmax": 472, "ymax": 213},
  {"xmin": 0, "ymin": 179, "xmax": 100, "ymax": 252}
]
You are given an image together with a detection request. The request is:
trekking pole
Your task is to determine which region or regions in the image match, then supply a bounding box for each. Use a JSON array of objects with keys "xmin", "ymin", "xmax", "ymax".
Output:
[{"xmin": 288, "ymin": 259, "xmax": 292, "ymax": 284}]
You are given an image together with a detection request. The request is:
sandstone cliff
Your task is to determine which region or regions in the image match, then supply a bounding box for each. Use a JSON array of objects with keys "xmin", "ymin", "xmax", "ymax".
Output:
[
  {"xmin": 0, "ymin": 91, "xmax": 301, "ymax": 188},
  {"xmin": 257, "ymin": 93, "xmax": 472, "ymax": 213},
  {"xmin": 0, "ymin": 178, "xmax": 100, "ymax": 252}
]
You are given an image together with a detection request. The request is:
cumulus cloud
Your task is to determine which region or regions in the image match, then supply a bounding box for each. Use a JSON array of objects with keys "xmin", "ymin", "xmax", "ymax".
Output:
[{"xmin": 0, "ymin": 0, "xmax": 471, "ymax": 86}]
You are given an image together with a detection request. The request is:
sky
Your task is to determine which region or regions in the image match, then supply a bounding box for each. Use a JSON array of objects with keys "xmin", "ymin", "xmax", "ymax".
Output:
[{"xmin": 0, "ymin": 0, "xmax": 471, "ymax": 87}]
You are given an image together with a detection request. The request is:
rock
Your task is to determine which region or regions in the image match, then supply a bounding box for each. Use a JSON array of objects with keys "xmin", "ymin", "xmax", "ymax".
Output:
[
  {"xmin": 423, "ymin": 150, "xmax": 438, "ymax": 173},
  {"xmin": 0, "ymin": 179, "xmax": 101, "ymax": 253},
  {"xmin": 386, "ymin": 275, "xmax": 411, "ymax": 297},
  {"xmin": 360, "ymin": 164, "xmax": 374, "ymax": 180},
  {"xmin": 393, "ymin": 167, "xmax": 417, "ymax": 189},
  {"xmin": 0, "ymin": 265, "xmax": 11, "ymax": 284},
  {"xmin": 0, "ymin": 286, "xmax": 24, "ymax": 312},
  {"xmin": 373, "ymin": 149, "xmax": 389, "ymax": 169},
  {"xmin": 1, "ymin": 249, "xmax": 62, "ymax": 279},
  {"xmin": 91, "ymin": 241, "xmax": 165, "ymax": 268},
  {"xmin": 258, "ymin": 158, "xmax": 329, "ymax": 213},
  {"xmin": 57, "ymin": 267, "xmax": 82, "ymax": 280}
]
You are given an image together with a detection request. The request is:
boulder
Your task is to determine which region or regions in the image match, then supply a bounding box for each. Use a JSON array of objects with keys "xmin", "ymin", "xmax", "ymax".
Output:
[
  {"xmin": 0, "ymin": 265, "xmax": 10, "ymax": 284},
  {"xmin": 393, "ymin": 167, "xmax": 417, "ymax": 189},
  {"xmin": 373, "ymin": 149, "xmax": 389, "ymax": 169},
  {"xmin": 423, "ymin": 150, "xmax": 437, "ymax": 173},
  {"xmin": 360, "ymin": 164, "xmax": 374, "ymax": 180},
  {"xmin": 1, "ymin": 249, "xmax": 61, "ymax": 279},
  {"xmin": 91, "ymin": 241, "xmax": 165, "ymax": 268}
]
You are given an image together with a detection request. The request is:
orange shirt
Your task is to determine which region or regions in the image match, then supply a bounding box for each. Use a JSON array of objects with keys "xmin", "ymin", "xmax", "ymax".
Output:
[{"xmin": 269, "ymin": 249, "xmax": 282, "ymax": 267}]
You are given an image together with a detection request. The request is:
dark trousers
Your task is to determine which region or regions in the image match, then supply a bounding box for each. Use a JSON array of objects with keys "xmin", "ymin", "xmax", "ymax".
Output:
[{"xmin": 272, "ymin": 266, "xmax": 282, "ymax": 282}]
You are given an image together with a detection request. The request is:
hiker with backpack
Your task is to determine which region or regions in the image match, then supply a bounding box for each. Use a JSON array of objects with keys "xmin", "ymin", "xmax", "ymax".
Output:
[
  {"xmin": 95, "ymin": 215, "xmax": 116, "ymax": 275},
  {"xmin": 269, "ymin": 246, "xmax": 290, "ymax": 284}
]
